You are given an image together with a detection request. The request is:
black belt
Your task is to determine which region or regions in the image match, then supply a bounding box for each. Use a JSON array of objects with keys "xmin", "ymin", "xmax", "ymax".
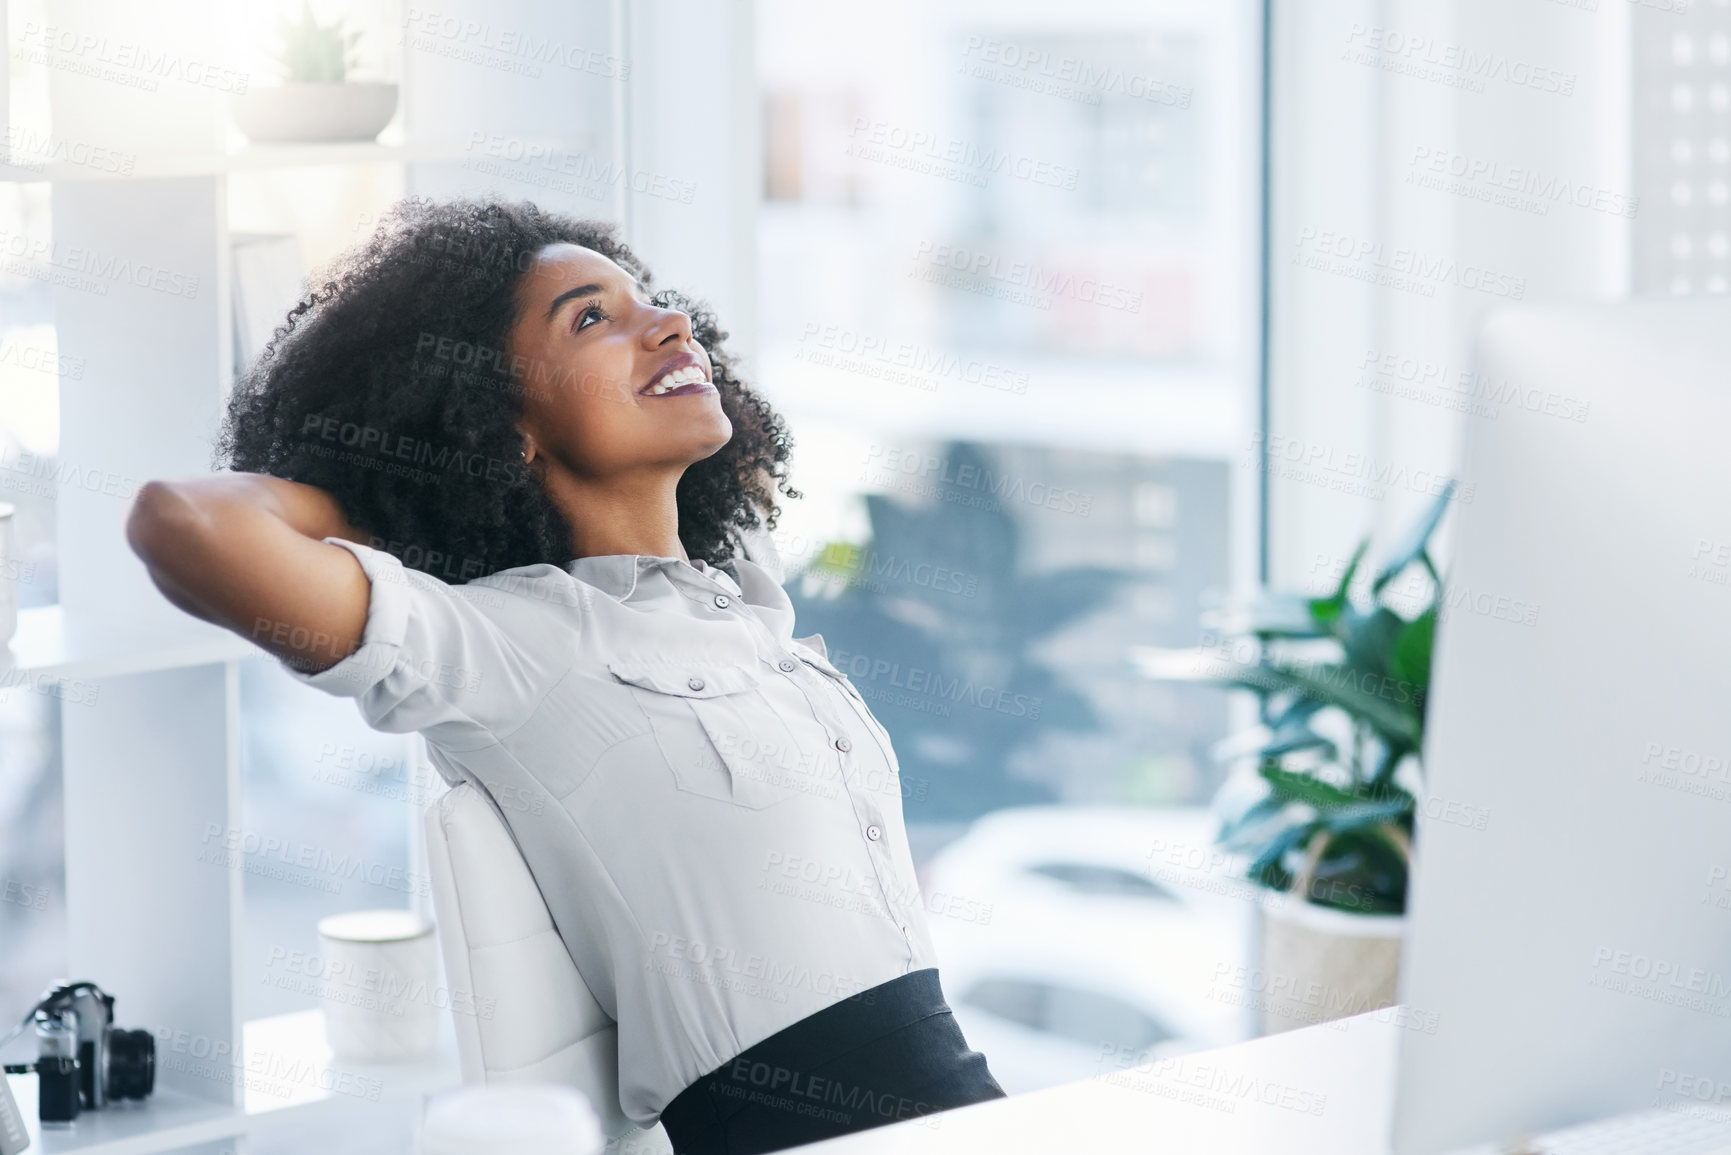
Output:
[{"xmin": 657, "ymin": 967, "xmax": 1005, "ymax": 1155}]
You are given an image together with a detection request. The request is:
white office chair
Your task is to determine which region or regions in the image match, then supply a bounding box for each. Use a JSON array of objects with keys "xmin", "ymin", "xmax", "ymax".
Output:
[{"xmin": 423, "ymin": 782, "xmax": 674, "ymax": 1154}]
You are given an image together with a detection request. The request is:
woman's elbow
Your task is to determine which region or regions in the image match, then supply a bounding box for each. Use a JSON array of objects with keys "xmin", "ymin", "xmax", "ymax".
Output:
[{"xmin": 126, "ymin": 480, "xmax": 203, "ymax": 568}]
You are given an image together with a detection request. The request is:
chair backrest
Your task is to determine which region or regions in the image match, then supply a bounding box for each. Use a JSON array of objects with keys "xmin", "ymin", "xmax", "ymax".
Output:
[{"xmin": 423, "ymin": 782, "xmax": 671, "ymax": 1151}]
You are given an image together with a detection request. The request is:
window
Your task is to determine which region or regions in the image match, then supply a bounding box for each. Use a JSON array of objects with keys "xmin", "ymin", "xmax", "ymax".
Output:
[{"xmin": 755, "ymin": 0, "xmax": 1264, "ymax": 1083}]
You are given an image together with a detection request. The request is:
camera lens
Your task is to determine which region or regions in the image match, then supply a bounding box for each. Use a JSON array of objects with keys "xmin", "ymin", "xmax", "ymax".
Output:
[{"xmin": 104, "ymin": 1028, "xmax": 155, "ymax": 1100}]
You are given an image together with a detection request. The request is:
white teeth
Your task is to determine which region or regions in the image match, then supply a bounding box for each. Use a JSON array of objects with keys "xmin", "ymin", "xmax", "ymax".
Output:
[{"xmin": 646, "ymin": 365, "xmax": 709, "ymax": 394}]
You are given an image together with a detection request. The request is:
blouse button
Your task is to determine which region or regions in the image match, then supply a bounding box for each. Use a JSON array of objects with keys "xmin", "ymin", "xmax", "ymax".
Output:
[
  {"xmin": 866, "ymin": 824, "xmax": 882, "ymax": 841},
  {"xmin": 713, "ymin": 594, "xmax": 731, "ymax": 609},
  {"xmin": 778, "ymin": 658, "xmax": 797, "ymax": 672},
  {"xmin": 688, "ymin": 676, "xmax": 706, "ymax": 691},
  {"xmin": 834, "ymin": 736, "xmax": 852, "ymax": 752}
]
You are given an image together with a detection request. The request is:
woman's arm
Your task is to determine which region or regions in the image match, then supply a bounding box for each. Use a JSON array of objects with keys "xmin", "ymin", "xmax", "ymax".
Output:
[{"xmin": 125, "ymin": 473, "xmax": 376, "ymax": 674}]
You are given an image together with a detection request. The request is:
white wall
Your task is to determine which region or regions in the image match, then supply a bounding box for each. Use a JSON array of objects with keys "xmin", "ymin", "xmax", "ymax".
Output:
[
  {"xmin": 1268, "ymin": 0, "xmax": 1633, "ymax": 587},
  {"xmin": 622, "ymin": 0, "xmax": 759, "ymax": 367}
]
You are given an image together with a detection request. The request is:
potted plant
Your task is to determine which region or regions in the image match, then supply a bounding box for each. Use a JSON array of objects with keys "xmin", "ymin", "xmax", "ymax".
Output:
[
  {"xmin": 229, "ymin": 2, "xmax": 398, "ymax": 144},
  {"xmin": 1133, "ymin": 482, "xmax": 1455, "ymax": 1033}
]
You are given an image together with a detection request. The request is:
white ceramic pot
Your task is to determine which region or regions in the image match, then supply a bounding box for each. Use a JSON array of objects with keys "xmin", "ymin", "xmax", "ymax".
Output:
[
  {"xmin": 1255, "ymin": 890, "xmax": 1405, "ymax": 1034},
  {"xmin": 420, "ymin": 1085, "xmax": 605, "ymax": 1155},
  {"xmin": 230, "ymin": 82, "xmax": 399, "ymax": 143},
  {"xmin": 316, "ymin": 908, "xmax": 439, "ymax": 1060}
]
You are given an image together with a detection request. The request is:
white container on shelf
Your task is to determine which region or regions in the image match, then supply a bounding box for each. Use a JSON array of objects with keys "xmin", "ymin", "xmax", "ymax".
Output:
[
  {"xmin": 420, "ymin": 1085, "xmax": 605, "ymax": 1155},
  {"xmin": 229, "ymin": 83, "xmax": 400, "ymax": 143},
  {"xmin": 316, "ymin": 909, "xmax": 439, "ymax": 1060},
  {"xmin": 0, "ymin": 503, "xmax": 15, "ymax": 645}
]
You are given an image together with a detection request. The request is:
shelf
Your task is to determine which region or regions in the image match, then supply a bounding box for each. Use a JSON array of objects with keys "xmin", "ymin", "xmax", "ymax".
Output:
[
  {"xmin": 2, "ymin": 1010, "xmax": 462, "ymax": 1154},
  {"xmin": 0, "ymin": 605, "xmax": 262, "ymax": 683},
  {"xmin": 2, "ymin": 1078, "xmax": 244, "ymax": 1155},
  {"xmin": 0, "ymin": 134, "xmax": 594, "ymax": 183}
]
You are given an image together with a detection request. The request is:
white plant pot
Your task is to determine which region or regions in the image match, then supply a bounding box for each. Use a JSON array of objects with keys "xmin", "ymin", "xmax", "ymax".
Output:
[
  {"xmin": 230, "ymin": 82, "xmax": 398, "ymax": 144},
  {"xmin": 1254, "ymin": 890, "xmax": 1405, "ymax": 1035}
]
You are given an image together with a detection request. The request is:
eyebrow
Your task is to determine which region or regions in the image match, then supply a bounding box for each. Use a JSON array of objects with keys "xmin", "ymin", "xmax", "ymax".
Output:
[
  {"xmin": 544, "ymin": 280, "xmax": 656, "ymax": 324},
  {"xmin": 545, "ymin": 283, "xmax": 604, "ymax": 323}
]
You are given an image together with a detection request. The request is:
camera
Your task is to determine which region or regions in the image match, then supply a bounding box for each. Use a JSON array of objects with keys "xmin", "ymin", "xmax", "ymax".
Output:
[{"xmin": 1, "ymin": 981, "xmax": 154, "ymax": 1126}]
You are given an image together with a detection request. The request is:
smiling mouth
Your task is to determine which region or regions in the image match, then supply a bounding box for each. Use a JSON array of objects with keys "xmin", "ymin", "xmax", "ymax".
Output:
[{"xmin": 642, "ymin": 364, "xmax": 716, "ymax": 397}]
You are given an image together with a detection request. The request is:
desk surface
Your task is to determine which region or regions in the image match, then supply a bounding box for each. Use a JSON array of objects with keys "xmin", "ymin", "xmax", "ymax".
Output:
[{"xmin": 789, "ymin": 1009, "xmax": 1410, "ymax": 1155}]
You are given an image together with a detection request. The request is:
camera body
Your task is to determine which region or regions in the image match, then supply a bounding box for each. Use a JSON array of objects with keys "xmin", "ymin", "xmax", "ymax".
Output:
[
  {"xmin": 51, "ymin": 983, "xmax": 152, "ymax": 1112},
  {"xmin": 32, "ymin": 1015, "xmax": 81, "ymax": 1126},
  {"xmin": 23, "ymin": 982, "xmax": 154, "ymax": 1125}
]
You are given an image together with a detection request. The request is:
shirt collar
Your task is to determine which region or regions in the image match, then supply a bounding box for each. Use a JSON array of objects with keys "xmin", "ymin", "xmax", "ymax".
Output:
[{"xmin": 563, "ymin": 554, "xmax": 742, "ymax": 600}]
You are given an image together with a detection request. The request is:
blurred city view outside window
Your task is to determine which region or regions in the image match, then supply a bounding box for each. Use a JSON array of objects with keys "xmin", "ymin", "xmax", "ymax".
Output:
[{"xmin": 753, "ymin": 0, "xmax": 1264, "ymax": 1086}]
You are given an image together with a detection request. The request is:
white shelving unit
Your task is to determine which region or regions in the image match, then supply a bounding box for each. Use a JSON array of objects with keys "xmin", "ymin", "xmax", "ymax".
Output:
[
  {"xmin": 0, "ymin": 1, "xmax": 755, "ymax": 1151},
  {"xmin": 2, "ymin": 1078, "xmax": 245, "ymax": 1155},
  {"xmin": 0, "ymin": 136, "xmax": 594, "ymax": 185},
  {"xmin": 5, "ymin": 605, "xmax": 258, "ymax": 683},
  {"xmin": 3, "ymin": 1007, "xmax": 462, "ymax": 1153}
]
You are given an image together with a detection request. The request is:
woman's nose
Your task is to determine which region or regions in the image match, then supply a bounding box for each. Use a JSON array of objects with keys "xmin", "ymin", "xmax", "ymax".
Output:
[{"xmin": 644, "ymin": 305, "xmax": 694, "ymax": 347}]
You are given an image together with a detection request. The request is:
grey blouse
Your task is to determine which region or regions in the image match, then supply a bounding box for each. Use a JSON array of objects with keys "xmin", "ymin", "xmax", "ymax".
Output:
[{"xmin": 284, "ymin": 537, "xmax": 939, "ymax": 1127}]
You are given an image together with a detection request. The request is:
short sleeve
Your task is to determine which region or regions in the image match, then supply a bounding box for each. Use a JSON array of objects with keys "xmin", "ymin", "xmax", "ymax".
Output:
[{"xmin": 282, "ymin": 537, "xmax": 562, "ymax": 747}]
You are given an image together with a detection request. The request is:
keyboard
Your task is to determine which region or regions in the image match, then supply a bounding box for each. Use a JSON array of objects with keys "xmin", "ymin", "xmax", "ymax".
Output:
[{"xmin": 1454, "ymin": 1103, "xmax": 1731, "ymax": 1155}]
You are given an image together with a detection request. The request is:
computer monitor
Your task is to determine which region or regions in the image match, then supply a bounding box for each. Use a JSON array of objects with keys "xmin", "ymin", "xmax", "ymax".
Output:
[{"xmin": 1391, "ymin": 298, "xmax": 1731, "ymax": 1154}]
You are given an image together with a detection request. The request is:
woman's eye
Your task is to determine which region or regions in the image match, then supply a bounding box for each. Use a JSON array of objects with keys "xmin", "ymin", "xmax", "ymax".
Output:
[{"xmin": 575, "ymin": 304, "xmax": 606, "ymax": 332}]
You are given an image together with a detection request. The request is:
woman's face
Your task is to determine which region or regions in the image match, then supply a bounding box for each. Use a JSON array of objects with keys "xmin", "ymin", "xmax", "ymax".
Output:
[{"xmin": 508, "ymin": 242, "xmax": 732, "ymax": 480}]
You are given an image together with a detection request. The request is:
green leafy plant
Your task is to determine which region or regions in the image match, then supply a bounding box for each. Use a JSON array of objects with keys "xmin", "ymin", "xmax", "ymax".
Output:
[
  {"xmin": 1144, "ymin": 482, "xmax": 1455, "ymax": 915},
  {"xmin": 274, "ymin": 1, "xmax": 362, "ymax": 84}
]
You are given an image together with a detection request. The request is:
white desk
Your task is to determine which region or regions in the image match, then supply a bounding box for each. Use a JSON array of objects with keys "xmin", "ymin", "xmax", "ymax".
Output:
[{"xmin": 789, "ymin": 1009, "xmax": 1405, "ymax": 1154}]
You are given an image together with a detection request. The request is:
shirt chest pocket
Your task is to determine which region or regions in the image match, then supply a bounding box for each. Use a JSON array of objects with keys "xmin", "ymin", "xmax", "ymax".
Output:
[
  {"xmin": 790, "ymin": 646, "xmax": 903, "ymax": 782},
  {"xmin": 606, "ymin": 659, "xmax": 809, "ymax": 810}
]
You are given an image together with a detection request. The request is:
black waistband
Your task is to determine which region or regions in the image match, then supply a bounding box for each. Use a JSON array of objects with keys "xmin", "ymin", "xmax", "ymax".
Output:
[{"xmin": 657, "ymin": 967, "xmax": 1003, "ymax": 1155}]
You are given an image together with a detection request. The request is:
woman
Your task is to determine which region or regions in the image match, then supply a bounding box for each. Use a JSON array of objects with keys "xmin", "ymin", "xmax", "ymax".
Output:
[{"xmin": 125, "ymin": 197, "xmax": 1005, "ymax": 1154}]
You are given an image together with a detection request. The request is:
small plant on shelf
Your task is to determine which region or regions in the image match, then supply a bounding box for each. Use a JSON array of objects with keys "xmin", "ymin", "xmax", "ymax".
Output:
[
  {"xmin": 1137, "ymin": 482, "xmax": 1456, "ymax": 916},
  {"xmin": 229, "ymin": 1, "xmax": 398, "ymax": 144},
  {"xmin": 274, "ymin": 1, "xmax": 363, "ymax": 84}
]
